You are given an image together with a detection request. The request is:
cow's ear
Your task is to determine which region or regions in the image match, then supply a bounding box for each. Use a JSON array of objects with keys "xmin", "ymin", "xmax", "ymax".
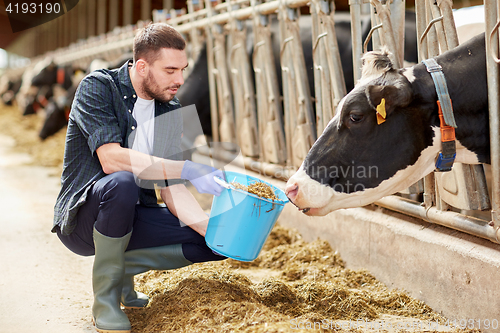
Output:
[{"xmin": 366, "ymin": 84, "xmax": 412, "ymax": 116}]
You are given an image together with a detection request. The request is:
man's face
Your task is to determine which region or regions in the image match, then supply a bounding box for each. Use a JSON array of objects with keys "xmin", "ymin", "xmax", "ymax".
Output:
[{"xmin": 142, "ymin": 48, "xmax": 188, "ymax": 103}]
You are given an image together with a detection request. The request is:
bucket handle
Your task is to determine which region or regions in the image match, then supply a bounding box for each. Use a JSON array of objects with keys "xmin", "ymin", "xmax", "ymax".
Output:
[{"xmin": 214, "ymin": 176, "xmax": 234, "ymax": 190}]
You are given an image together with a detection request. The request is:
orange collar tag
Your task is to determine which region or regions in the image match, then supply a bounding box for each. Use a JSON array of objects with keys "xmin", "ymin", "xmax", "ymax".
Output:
[
  {"xmin": 437, "ymin": 100, "xmax": 455, "ymax": 142},
  {"xmin": 376, "ymin": 98, "xmax": 386, "ymax": 125}
]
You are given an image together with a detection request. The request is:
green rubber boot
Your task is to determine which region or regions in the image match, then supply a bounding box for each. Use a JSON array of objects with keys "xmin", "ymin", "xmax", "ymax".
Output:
[
  {"xmin": 121, "ymin": 244, "xmax": 192, "ymax": 308},
  {"xmin": 92, "ymin": 227, "xmax": 132, "ymax": 333}
]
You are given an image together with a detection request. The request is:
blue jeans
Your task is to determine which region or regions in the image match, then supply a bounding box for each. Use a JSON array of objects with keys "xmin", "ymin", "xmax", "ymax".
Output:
[{"xmin": 56, "ymin": 171, "xmax": 224, "ymax": 263}]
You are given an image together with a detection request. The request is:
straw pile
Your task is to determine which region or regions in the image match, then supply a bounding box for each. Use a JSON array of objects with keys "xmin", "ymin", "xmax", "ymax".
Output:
[
  {"xmin": 126, "ymin": 224, "xmax": 479, "ymax": 333},
  {"xmin": 0, "ymin": 104, "xmax": 66, "ymax": 168}
]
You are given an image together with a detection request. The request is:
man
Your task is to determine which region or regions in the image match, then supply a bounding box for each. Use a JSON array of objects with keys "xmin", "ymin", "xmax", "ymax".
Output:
[{"xmin": 52, "ymin": 23, "xmax": 225, "ymax": 333}]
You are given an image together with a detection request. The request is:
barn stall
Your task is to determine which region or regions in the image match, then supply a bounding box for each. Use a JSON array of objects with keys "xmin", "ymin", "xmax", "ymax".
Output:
[{"xmin": 1, "ymin": 0, "xmax": 499, "ymax": 331}]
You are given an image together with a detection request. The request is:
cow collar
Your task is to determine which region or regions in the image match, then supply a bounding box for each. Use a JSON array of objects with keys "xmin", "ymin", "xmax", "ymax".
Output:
[
  {"xmin": 422, "ymin": 58, "xmax": 456, "ymax": 172},
  {"xmin": 57, "ymin": 67, "xmax": 65, "ymax": 85}
]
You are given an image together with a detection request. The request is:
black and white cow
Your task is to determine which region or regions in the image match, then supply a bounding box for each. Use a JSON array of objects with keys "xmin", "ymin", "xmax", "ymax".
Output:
[
  {"xmin": 38, "ymin": 55, "xmax": 132, "ymax": 139},
  {"xmin": 0, "ymin": 75, "xmax": 22, "ymax": 106},
  {"xmin": 285, "ymin": 32, "xmax": 488, "ymax": 216}
]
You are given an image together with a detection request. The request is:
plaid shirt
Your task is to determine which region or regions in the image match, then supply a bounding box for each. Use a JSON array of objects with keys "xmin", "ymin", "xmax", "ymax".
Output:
[{"xmin": 53, "ymin": 60, "xmax": 184, "ymax": 236}]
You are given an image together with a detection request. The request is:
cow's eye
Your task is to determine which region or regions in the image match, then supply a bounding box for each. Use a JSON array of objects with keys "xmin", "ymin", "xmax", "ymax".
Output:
[{"xmin": 349, "ymin": 112, "xmax": 364, "ymax": 123}]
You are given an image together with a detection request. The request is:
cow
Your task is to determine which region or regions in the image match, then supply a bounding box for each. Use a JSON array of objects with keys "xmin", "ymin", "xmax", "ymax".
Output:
[
  {"xmin": 177, "ymin": 12, "xmax": 419, "ymax": 143},
  {"xmin": 38, "ymin": 84, "xmax": 76, "ymax": 140},
  {"xmin": 0, "ymin": 75, "xmax": 22, "ymax": 106},
  {"xmin": 22, "ymin": 84, "xmax": 54, "ymax": 115},
  {"xmin": 38, "ymin": 55, "xmax": 131, "ymax": 139},
  {"xmin": 284, "ymin": 32, "xmax": 488, "ymax": 216},
  {"xmin": 30, "ymin": 62, "xmax": 75, "ymax": 90}
]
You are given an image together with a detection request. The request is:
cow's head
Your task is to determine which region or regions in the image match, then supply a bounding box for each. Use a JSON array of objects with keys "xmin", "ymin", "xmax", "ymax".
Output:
[{"xmin": 285, "ymin": 49, "xmax": 440, "ymax": 216}]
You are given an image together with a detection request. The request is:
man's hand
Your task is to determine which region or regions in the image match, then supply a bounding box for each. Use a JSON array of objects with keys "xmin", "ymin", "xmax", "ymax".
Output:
[{"xmin": 181, "ymin": 161, "xmax": 224, "ymax": 196}]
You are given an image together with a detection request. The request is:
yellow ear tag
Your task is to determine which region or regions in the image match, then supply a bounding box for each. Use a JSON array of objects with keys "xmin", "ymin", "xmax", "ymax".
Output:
[{"xmin": 376, "ymin": 98, "xmax": 387, "ymax": 125}]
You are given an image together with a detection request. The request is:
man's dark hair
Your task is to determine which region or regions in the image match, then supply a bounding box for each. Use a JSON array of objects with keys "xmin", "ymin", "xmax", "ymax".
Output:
[{"xmin": 133, "ymin": 23, "xmax": 186, "ymax": 65}]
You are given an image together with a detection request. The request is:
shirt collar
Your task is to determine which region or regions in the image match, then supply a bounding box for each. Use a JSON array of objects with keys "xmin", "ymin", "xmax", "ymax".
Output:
[{"xmin": 118, "ymin": 59, "xmax": 138, "ymax": 102}]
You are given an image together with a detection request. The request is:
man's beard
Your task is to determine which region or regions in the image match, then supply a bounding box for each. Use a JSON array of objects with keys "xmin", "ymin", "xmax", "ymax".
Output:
[{"xmin": 142, "ymin": 71, "xmax": 180, "ymax": 104}]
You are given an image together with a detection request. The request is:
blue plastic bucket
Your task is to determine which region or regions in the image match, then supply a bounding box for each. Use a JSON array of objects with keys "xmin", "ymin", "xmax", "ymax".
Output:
[{"xmin": 205, "ymin": 171, "xmax": 289, "ymax": 261}]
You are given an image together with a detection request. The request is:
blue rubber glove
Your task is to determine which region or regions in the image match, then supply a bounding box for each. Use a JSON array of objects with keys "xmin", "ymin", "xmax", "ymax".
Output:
[{"xmin": 181, "ymin": 160, "xmax": 224, "ymax": 196}]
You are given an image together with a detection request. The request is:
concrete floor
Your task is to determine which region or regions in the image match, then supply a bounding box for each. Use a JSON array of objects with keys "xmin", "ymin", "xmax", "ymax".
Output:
[{"xmin": 0, "ymin": 134, "xmax": 95, "ymax": 333}]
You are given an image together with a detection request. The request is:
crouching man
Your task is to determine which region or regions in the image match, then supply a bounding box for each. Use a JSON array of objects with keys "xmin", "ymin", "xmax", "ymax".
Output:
[{"xmin": 52, "ymin": 23, "xmax": 225, "ymax": 333}]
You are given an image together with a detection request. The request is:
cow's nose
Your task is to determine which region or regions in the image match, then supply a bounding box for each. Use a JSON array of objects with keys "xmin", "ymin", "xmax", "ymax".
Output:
[{"xmin": 285, "ymin": 182, "xmax": 299, "ymax": 202}]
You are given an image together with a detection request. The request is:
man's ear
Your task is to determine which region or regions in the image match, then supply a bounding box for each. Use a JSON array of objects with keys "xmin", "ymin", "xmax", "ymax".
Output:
[{"xmin": 135, "ymin": 59, "xmax": 148, "ymax": 76}]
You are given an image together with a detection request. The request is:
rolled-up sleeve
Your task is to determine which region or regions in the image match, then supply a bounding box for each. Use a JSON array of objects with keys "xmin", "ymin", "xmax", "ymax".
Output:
[{"xmin": 72, "ymin": 75, "xmax": 123, "ymax": 155}]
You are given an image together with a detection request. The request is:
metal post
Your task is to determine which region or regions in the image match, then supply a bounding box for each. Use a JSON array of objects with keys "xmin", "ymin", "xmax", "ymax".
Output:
[
  {"xmin": 142, "ymin": 0, "xmax": 152, "ymax": 21},
  {"xmin": 436, "ymin": 0, "xmax": 458, "ymax": 48},
  {"xmin": 97, "ymin": 0, "xmax": 107, "ymax": 35},
  {"xmin": 204, "ymin": 0, "xmax": 220, "ymax": 143},
  {"xmin": 424, "ymin": 0, "xmax": 439, "ymax": 58},
  {"xmin": 370, "ymin": 0, "xmax": 401, "ymax": 68},
  {"xmin": 349, "ymin": 0, "xmax": 363, "ymax": 82},
  {"xmin": 415, "ymin": 0, "xmax": 427, "ymax": 61},
  {"xmin": 123, "ymin": 0, "xmax": 133, "ymax": 26},
  {"xmin": 109, "ymin": 0, "xmax": 119, "ymax": 31},
  {"xmin": 485, "ymin": 1, "xmax": 500, "ymax": 240},
  {"xmin": 187, "ymin": 0, "xmax": 202, "ymax": 61},
  {"xmin": 78, "ymin": 1, "xmax": 87, "ymax": 41},
  {"xmin": 70, "ymin": 5, "xmax": 78, "ymax": 44},
  {"xmin": 370, "ymin": 4, "xmax": 381, "ymax": 51},
  {"xmin": 164, "ymin": 0, "xmax": 173, "ymax": 11},
  {"xmin": 390, "ymin": 0, "xmax": 405, "ymax": 66},
  {"xmin": 429, "ymin": 1, "xmax": 448, "ymax": 52}
]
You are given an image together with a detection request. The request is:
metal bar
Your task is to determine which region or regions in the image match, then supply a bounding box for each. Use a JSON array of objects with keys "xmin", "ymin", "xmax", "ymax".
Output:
[
  {"xmin": 429, "ymin": 2, "xmax": 448, "ymax": 52},
  {"xmin": 187, "ymin": 0, "xmax": 202, "ymax": 61},
  {"xmin": 485, "ymin": 1, "xmax": 500, "ymax": 238},
  {"xmin": 371, "ymin": 0, "xmax": 401, "ymax": 68},
  {"xmin": 51, "ymin": 0, "xmax": 311, "ymax": 65},
  {"xmin": 97, "ymin": 0, "xmax": 107, "ymax": 36},
  {"xmin": 349, "ymin": 0, "xmax": 363, "ymax": 82},
  {"xmin": 123, "ymin": 0, "xmax": 133, "ymax": 26},
  {"xmin": 418, "ymin": 15, "xmax": 443, "ymax": 60},
  {"xmin": 87, "ymin": 0, "xmax": 96, "ymax": 37},
  {"xmin": 436, "ymin": 0, "xmax": 458, "ymax": 48},
  {"xmin": 375, "ymin": 196, "xmax": 499, "ymax": 244},
  {"xmin": 363, "ymin": 23, "xmax": 382, "ymax": 53},
  {"xmin": 195, "ymin": 145, "xmax": 294, "ymax": 180},
  {"xmin": 77, "ymin": 1, "xmax": 87, "ymax": 40},
  {"xmin": 141, "ymin": 0, "xmax": 152, "ymax": 21},
  {"xmin": 390, "ymin": 0, "xmax": 405, "ymax": 67},
  {"xmin": 311, "ymin": 2, "xmax": 325, "ymax": 132},
  {"xmin": 109, "ymin": 0, "xmax": 119, "ymax": 31},
  {"xmin": 415, "ymin": 0, "xmax": 427, "ymax": 61},
  {"xmin": 424, "ymin": 0, "xmax": 439, "ymax": 58},
  {"xmin": 324, "ymin": 1, "xmax": 347, "ymax": 107},
  {"xmin": 175, "ymin": 0, "xmax": 309, "ymax": 32},
  {"xmin": 204, "ymin": 0, "xmax": 220, "ymax": 143}
]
